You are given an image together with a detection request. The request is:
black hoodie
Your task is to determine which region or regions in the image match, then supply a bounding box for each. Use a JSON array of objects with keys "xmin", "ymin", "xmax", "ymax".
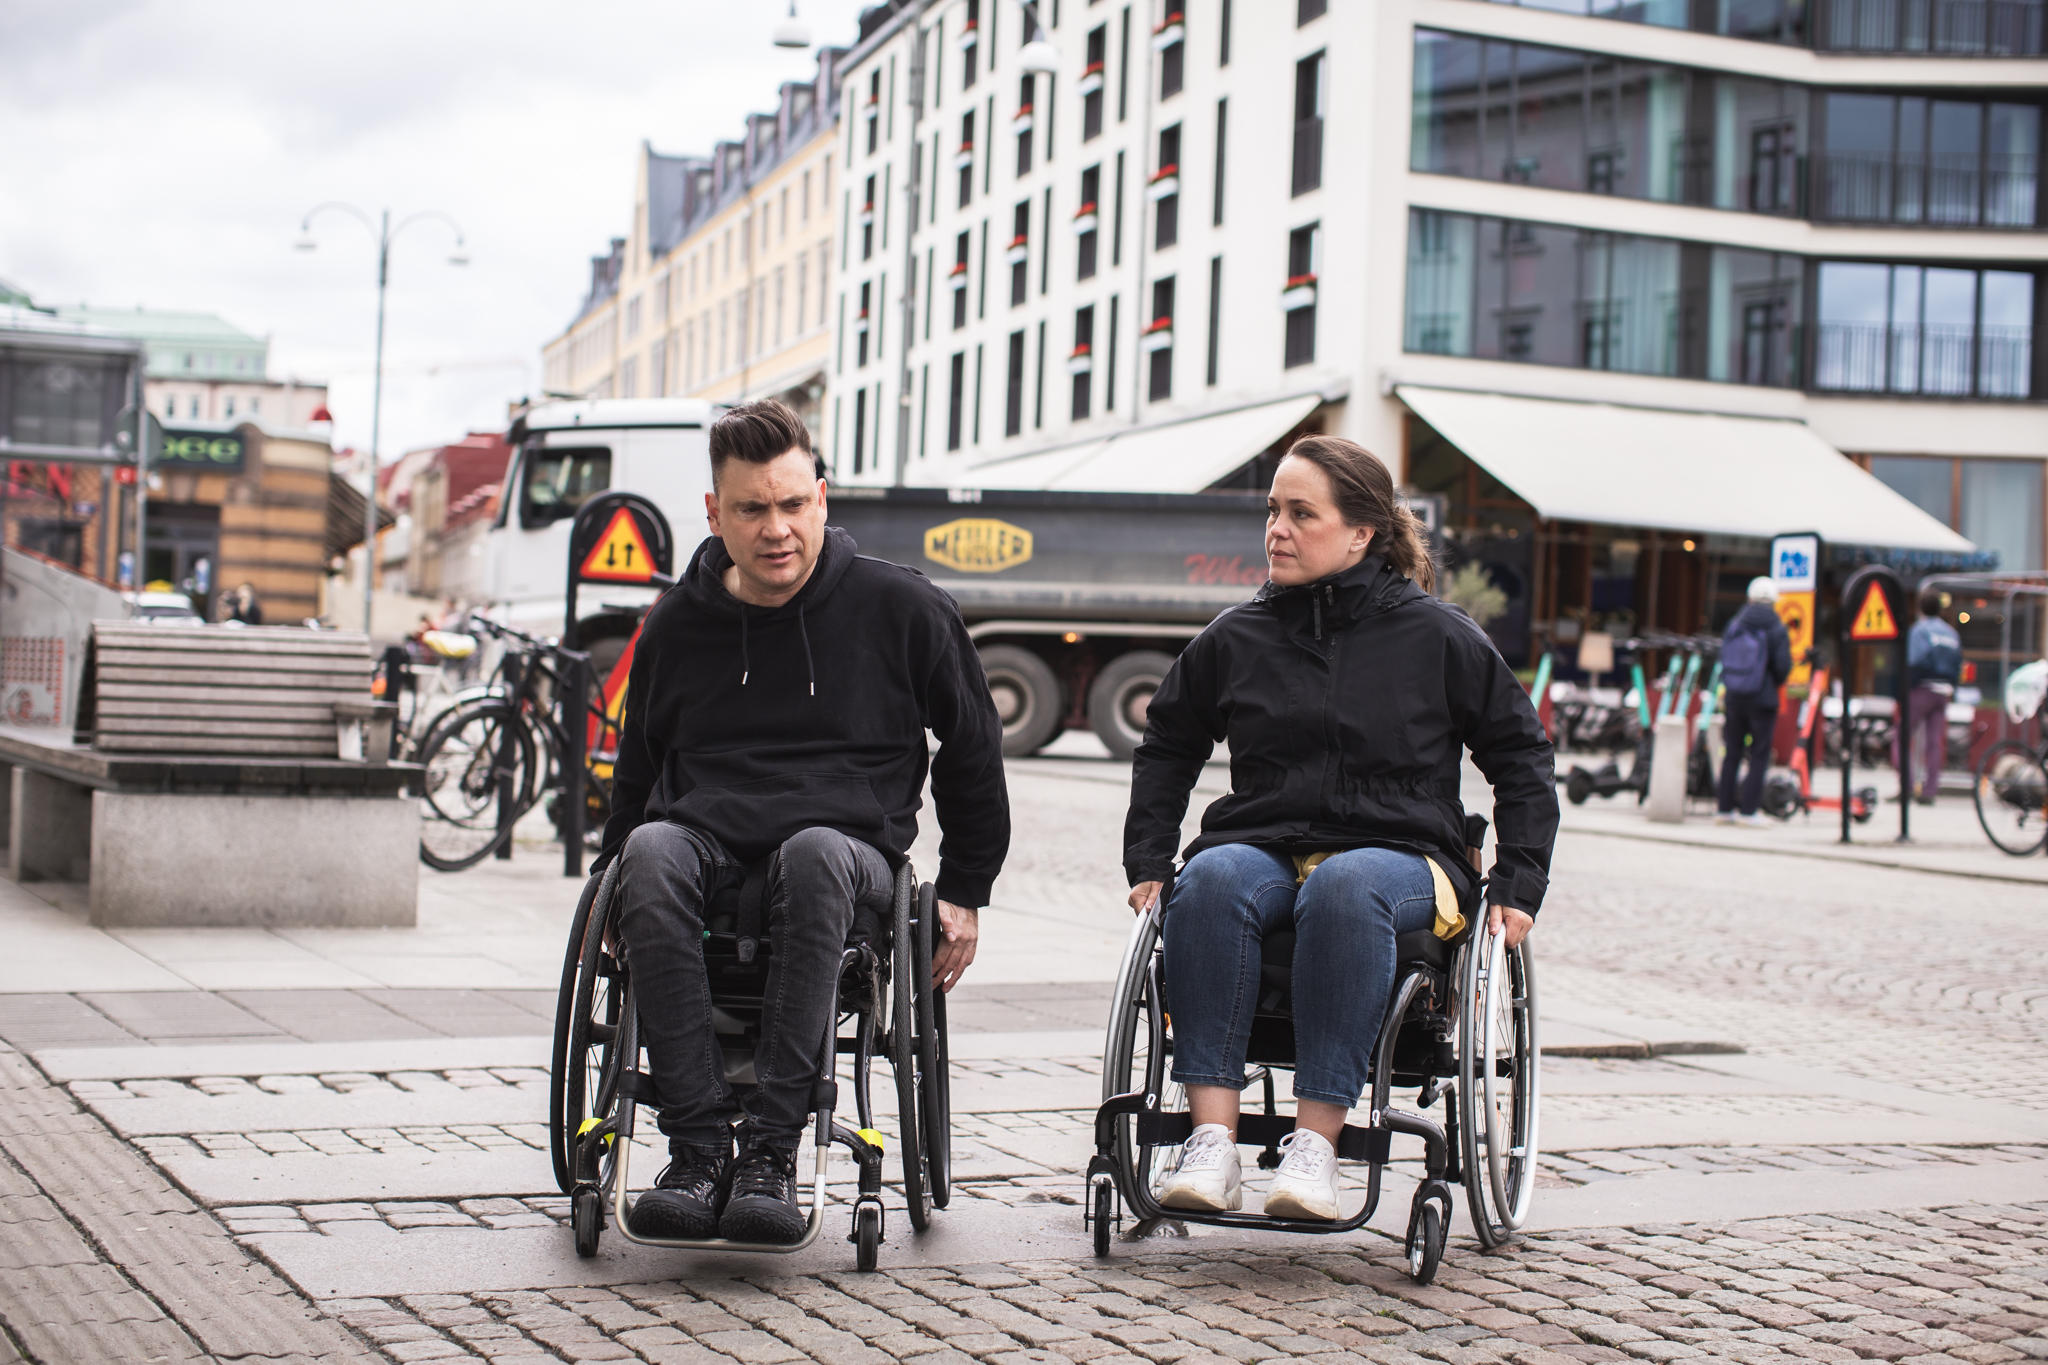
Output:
[
  {"xmin": 598, "ymin": 525, "xmax": 1010, "ymax": 908},
  {"xmin": 1124, "ymin": 554, "xmax": 1558, "ymax": 915}
]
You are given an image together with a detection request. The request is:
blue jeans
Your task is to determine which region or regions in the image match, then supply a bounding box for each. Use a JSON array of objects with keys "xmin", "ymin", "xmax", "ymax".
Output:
[{"xmin": 1163, "ymin": 843, "xmax": 1437, "ymax": 1109}]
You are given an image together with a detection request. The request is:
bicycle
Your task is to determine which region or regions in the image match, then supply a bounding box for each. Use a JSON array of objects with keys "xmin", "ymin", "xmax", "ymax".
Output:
[
  {"xmin": 1973, "ymin": 664, "xmax": 2048, "ymax": 856},
  {"xmin": 413, "ymin": 617, "xmax": 615, "ymax": 871}
]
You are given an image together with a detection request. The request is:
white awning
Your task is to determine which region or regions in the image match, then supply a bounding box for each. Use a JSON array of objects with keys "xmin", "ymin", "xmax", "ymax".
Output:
[
  {"xmin": 1396, "ymin": 385, "xmax": 1975, "ymax": 554},
  {"xmin": 966, "ymin": 392, "xmax": 1322, "ymax": 493}
]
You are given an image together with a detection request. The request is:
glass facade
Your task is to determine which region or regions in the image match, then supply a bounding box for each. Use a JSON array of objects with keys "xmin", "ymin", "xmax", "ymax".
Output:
[
  {"xmin": 1414, "ymin": 31, "xmax": 2044, "ymax": 225},
  {"xmin": 1457, "ymin": 0, "xmax": 2043, "ymax": 54},
  {"xmin": 1405, "ymin": 210, "xmax": 1804, "ymax": 385},
  {"xmin": 1871, "ymin": 453, "xmax": 2044, "ymax": 567}
]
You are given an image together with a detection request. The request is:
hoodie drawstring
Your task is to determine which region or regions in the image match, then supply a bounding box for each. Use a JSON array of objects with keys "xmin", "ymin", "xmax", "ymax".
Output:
[
  {"xmin": 739, "ymin": 607, "xmax": 751, "ymax": 685},
  {"xmin": 797, "ymin": 604, "xmax": 817, "ymax": 698}
]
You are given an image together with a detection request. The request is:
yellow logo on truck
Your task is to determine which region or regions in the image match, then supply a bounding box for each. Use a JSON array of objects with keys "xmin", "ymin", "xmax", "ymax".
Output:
[{"xmin": 923, "ymin": 517, "xmax": 1034, "ymax": 574}]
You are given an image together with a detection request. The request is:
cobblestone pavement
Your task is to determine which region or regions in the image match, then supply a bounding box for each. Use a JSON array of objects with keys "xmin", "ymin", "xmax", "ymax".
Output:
[{"xmin": 310, "ymin": 1203, "xmax": 2048, "ymax": 1364}]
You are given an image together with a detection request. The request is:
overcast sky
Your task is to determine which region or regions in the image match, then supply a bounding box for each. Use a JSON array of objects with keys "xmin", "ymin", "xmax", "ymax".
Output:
[{"xmin": 0, "ymin": 0, "xmax": 872, "ymax": 460}]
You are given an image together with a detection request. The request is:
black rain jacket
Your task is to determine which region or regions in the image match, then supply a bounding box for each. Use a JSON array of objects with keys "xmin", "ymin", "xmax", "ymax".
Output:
[
  {"xmin": 597, "ymin": 525, "xmax": 1011, "ymax": 908},
  {"xmin": 1124, "ymin": 554, "xmax": 1559, "ymax": 915}
]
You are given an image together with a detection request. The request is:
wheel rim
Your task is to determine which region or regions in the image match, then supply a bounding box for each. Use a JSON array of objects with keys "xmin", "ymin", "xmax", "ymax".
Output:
[
  {"xmin": 891, "ymin": 871, "xmax": 931, "ymax": 1229},
  {"xmin": 1104, "ymin": 910, "xmax": 1184, "ymax": 1203},
  {"xmin": 1480, "ymin": 935, "xmax": 1538, "ymax": 1229},
  {"xmin": 418, "ymin": 703, "xmax": 538, "ymax": 868}
]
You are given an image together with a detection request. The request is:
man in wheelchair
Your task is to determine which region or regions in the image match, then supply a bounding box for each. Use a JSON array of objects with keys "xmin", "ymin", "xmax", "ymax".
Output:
[
  {"xmin": 596, "ymin": 400, "xmax": 1008, "ymax": 1245},
  {"xmin": 1121, "ymin": 436, "xmax": 1557, "ymax": 1222}
]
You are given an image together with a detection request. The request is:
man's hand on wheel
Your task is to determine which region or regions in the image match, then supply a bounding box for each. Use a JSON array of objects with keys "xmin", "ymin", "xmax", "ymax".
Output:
[
  {"xmin": 1488, "ymin": 903, "xmax": 1535, "ymax": 949},
  {"xmin": 1127, "ymin": 880, "xmax": 1162, "ymax": 916},
  {"xmin": 931, "ymin": 900, "xmax": 979, "ymax": 992}
]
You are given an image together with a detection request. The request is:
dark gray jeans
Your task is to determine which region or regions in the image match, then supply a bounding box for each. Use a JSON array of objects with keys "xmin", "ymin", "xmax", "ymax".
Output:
[{"xmin": 616, "ymin": 822, "xmax": 891, "ymax": 1150}]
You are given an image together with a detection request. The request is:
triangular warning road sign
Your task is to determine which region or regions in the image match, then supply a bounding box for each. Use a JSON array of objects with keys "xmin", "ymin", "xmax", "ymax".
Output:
[
  {"xmin": 1849, "ymin": 580, "xmax": 1899, "ymax": 641},
  {"xmin": 578, "ymin": 506, "xmax": 656, "ymax": 583}
]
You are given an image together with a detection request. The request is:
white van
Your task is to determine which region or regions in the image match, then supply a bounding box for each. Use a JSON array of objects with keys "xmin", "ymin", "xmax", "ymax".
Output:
[{"xmin": 489, "ymin": 398, "xmax": 718, "ymax": 668}]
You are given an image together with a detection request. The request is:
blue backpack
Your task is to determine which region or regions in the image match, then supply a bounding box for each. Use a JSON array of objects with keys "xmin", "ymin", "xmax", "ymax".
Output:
[{"xmin": 1722, "ymin": 615, "xmax": 1772, "ymax": 695}]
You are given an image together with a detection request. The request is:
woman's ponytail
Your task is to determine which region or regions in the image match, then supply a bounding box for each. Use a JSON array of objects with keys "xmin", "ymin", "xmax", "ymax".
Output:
[{"xmin": 1282, "ymin": 435, "xmax": 1438, "ymax": 594}]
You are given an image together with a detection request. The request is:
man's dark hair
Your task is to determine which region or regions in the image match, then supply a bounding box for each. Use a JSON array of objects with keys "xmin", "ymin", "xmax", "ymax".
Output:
[
  {"xmin": 1919, "ymin": 586, "xmax": 1945, "ymax": 617},
  {"xmin": 709, "ymin": 399, "xmax": 814, "ymax": 488}
]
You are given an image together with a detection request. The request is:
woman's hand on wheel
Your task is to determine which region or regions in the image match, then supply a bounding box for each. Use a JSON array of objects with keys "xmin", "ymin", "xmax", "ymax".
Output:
[
  {"xmin": 1488, "ymin": 903, "xmax": 1534, "ymax": 949},
  {"xmin": 931, "ymin": 900, "xmax": 979, "ymax": 992},
  {"xmin": 1127, "ymin": 880, "xmax": 1163, "ymax": 916}
]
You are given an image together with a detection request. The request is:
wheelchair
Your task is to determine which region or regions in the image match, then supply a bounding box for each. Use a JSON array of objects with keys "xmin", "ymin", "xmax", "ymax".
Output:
[
  {"xmin": 1086, "ymin": 854, "xmax": 1540, "ymax": 1284},
  {"xmin": 547, "ymin": 851, "xmax": 953, "ymax": 1271}
]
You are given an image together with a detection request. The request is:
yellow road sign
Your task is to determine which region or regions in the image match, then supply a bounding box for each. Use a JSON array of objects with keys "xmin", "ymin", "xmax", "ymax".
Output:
[
  {"xmin": 1849, "ymin": 580, "xmax": 1899, "ymax": 641},
  {"xmin": 578, "ymin": 506, "xmax": 657, "ymax": 583}
]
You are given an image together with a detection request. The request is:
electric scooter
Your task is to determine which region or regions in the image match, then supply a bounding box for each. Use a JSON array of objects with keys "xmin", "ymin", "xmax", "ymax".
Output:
[
  {"xmin": 1566, "ymin": 641, "xmax": 1659, "ymax": 804},
  {"xmin": 1761, "ymin": 662, "xmax": 1879, "ymax": 823}
]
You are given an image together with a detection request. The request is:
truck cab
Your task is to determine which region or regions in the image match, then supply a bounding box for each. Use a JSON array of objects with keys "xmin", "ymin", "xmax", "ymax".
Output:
[{"xmin": 489, "ymin": 398, "xmax": 717, "ymax": 660}]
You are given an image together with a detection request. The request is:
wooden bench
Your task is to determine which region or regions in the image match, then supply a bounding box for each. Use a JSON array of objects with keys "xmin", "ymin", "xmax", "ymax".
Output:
[{"xmin": 0, "ymin": 623, "xmax": 417, "ymax": 928}]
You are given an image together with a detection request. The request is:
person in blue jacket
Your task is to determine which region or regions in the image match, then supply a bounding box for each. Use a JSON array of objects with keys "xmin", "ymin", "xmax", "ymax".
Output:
[
  {"xmin": 1716, "ymin": 578, "xmax": 1794, "ymax": 826},
  {"xmin": 1901, "ymin": 587, "xmax": 1963, "ymax": 804}
]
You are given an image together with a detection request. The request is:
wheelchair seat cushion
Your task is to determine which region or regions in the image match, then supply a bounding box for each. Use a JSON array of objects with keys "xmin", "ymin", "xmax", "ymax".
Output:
[{"xmin": 1259, "ymin": 927, "xmax": 1450, "ymax": 978}]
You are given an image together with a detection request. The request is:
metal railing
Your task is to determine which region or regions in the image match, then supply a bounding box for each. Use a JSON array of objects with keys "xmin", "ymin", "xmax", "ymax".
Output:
[
  {"xmin": 1814, "ymin": 0, "xmax": 2045, "ymax": 50},
  {"xmin": 1813, "ymin": 322, "xmax": 2034, "ymax": 397},
  {"xmin": 1815, "ymin": 151, "xmax": 2040, "ymax": 226}
]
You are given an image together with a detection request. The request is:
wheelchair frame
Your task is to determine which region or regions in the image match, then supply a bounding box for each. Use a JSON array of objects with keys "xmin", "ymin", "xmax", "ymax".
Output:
[
  {"xmin": 548, "ymin": 856, "xmax": 952, "ymax": 1271},
  {"xmin": 1085, "ymin": 894, "xmax": 1540, "ymax": 1282}
]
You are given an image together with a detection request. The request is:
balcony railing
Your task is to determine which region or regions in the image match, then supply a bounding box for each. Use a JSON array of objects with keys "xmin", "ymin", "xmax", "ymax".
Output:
[
  {"xmin": 1814, "ymin": 322, "xmax": 2034, "ymax": 396},
  {"xmin": 1815, "ymin": 151, "xmax": 2040, "ymax": 226},
  {"xmin": 1813, "ymin": 0, "xmax": 2045, "ymax": 51}
]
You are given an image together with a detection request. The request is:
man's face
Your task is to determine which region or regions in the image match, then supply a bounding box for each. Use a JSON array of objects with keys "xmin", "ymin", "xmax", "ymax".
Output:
[{"xmin": 705, "ymin": 449, "xmax": 827, "ymax": 605}]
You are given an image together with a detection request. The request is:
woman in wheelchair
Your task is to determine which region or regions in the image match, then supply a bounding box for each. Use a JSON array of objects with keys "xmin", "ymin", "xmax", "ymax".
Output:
[{"xmin": 1122, "ymin": 436, "xmax": 1558, "ymax": 1222}]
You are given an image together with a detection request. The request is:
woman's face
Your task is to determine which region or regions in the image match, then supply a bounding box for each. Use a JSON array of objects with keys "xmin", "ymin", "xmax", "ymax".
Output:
[{"xmin": 1266, "ymin": 456, "xmax": 1374, "ymax": 587}]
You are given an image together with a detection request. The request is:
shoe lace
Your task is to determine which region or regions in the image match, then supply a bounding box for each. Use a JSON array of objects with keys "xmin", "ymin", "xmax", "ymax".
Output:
[
  {"xmin": 730, "ymin": 1147, "xmax": 796, "ymax": 1199},
  {"xmin": 1277, "ymin": 1130, "xmax": 1328, "ymax": 1176},
  {"xmin": 657, "ymin": 1149, "xmax": 725, "ymax": 1192},
  {"xmin": 1176, "ymin": 1128, "xmax": 1231, "ymax": 1171}
]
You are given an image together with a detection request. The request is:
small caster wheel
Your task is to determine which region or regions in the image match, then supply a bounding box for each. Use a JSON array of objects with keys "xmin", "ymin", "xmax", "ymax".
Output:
[
  {"xmin": 572, "ymin": 1185, "xmax": 604, "ymax": 1258},
  {"xmin": 1406, "ymin": 1198, "xmax": 1445, "ymax": 1285},
  {"xmin": 855, "ymin": 1203, "xmax": 882, "ymax": 1271},
  {"xmin": 1092, "ymin": 1179, "xmax": 1115, "ymax": 1258}
]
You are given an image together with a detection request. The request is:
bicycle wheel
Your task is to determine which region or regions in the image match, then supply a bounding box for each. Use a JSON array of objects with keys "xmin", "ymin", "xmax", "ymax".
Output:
[
  {"xmin": 1975, "ymin": 740, "xmax": 2048, "ymax": 857},
  {"xmin": 417, "ymin": 700, "xmax": 542, "ymax": 871}
]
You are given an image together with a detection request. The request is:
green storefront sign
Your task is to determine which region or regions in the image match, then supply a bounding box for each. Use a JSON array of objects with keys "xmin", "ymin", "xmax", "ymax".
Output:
[{"xmin": 159, "ymin": 429, "xmax": 246, "ymax": 472}]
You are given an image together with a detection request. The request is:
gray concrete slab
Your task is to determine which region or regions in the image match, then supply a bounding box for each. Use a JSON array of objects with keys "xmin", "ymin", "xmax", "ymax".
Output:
[
  {"xmin": 78, "ymin": 1084, "xmax": 551, "ymax": 1139},
  {"xmin": 158, "ymin": 1146, "xmax": 561, "ymax": 1207},
  {"xmin": 355, "ymin": 988, "xmax": 554, "ymax": 1037},
  {"xmin": 76, "ymin": 990, "xmax": 285, "ymax": 1041},
  {"xmin": 34, "ymin": 1034, "xmax": 551, "ymax": 1083},
  {"xmin": 0, "ymin": 994, "xmax": 139, "ymax": 1051},
  {"xmin": 218, "ymin": 989, "xmax": 437, "ymax": 1042}
]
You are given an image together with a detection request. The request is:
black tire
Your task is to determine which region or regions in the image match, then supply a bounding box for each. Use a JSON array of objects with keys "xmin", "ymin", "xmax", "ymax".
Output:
[
  {"xmin": 1761, "ymin": 773, "xmax": 1802, "ymax": 820},
  {"xmin": 979, "ymin": 644, "xmax": 1064, "ymax": 757},
  {"xmin": 550, "ymin": 865, "xmax": 615, "ymax": 1193},
  {"xmin": 1407, "ymin": 1199, "xmax": 1444, "ymax": 1285},
  {"xmin": 1458, "ymin": 930, "xmax": 1538, "ymax": 1250},
  {"xmin": 1087, "ymin": 650, "xmax": 1175, "ymax": 761},
  {"xmin": 890, "ymin": 871, "xmax": 934, "ymax": 1232},
  {"xmin": 572, "ymin": 1184, "xmax": 604, "ymax": 1258},
  {"xmin": 855, "ymin": 1203, "xmax": 881, "ymax": 1271},
  {"xmin": 1092, "ymin": 1178, "xmax": 1115, "ymax": 1257},
  {"xmin": 914, "ymin": 883, "xmax": 951, "ymax": 1209},
  {"xmin": 1854, "ymin": 786, "xmax": 1879, "ymax": 825},
  {"xmin": 1975, "ymin": 741, "xmax": 2048, "ymax": 856},
  {"xmin": 1565, "ymin": 767, "xmax": 1595, "ymax": 805},
  {"xmin": 417, "ymin": 699, "xmax": 542, "ymax": 870},
  {"xmin": 562, "ymin": 879, "xmax": 632, "ymax": 1201}
]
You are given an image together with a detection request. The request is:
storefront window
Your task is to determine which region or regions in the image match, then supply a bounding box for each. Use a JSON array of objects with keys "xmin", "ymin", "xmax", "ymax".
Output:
[{"xmin": 1961, "ymin": 458, "xmax": 2043, "ymax": 569}]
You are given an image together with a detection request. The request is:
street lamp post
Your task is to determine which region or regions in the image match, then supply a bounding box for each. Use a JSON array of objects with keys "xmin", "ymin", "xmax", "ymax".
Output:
[{"xmin": 297, "ymin": 204, "xmax": 468, "ymax": 636}]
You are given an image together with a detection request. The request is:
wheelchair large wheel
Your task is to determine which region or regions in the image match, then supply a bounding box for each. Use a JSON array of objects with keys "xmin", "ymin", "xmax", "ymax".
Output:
[
  {"xmin": 556, "ymin": 864, "xmax": 635, "ymax": 1209},
  {"xmin": 890, "ymin": 869, "xmax": 935, "ymax": 1232},
  {"xmin": 1101, "ymin": 907, "xmax": 1185, "ymax": 1208},
  {"xmin": 1975, "ymin": 741, "xmax": 2048, "ymax": 856},
  {"xmin": 912, "ymin": 882, "xmax": 952, "ymax": 1208},
  {"xmin": 550, "ymin": 861, "xmax": 616, "ymax": 1193},
  {"xmin": 1456, "ymin": 926, "xmax": 1539, "ymax": 1249}
]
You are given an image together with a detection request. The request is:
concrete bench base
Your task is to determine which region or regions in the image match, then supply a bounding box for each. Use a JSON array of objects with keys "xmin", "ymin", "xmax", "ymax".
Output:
[{"xmin": 85, "ymin": 791, "xmax": 417, "ymax": 928}]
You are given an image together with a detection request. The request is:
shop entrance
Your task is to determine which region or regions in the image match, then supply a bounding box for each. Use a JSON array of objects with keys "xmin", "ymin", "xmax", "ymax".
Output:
[{"xmin": 144, "ymin": 504, "xmax": 220, "ymax": 614}]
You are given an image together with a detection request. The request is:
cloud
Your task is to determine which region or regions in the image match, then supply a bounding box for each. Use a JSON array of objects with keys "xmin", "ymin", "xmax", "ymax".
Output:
[{"xmin": 0, "ymin": 0, "xmax": 870, "ymax": 455}]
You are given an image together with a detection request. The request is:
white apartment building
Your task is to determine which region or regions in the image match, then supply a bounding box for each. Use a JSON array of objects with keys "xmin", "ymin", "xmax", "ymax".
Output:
[{"xmin": 833, "ymin": 0, "xmax": 2046, "ymax": 670}]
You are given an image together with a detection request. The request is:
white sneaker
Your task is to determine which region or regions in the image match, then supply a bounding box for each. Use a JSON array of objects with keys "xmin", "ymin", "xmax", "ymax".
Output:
[
  {"xmin": 1713, "ymin": 812, "xmax": 1739, "ymax": 826},
  {"xmin": 1262, "ymin": 1129, "xmax": 1341, "ymax": 1221},
  {"xmin": 1157, "ymin": 1124, "xmax": 1242, "ymax": 1212},
  {"xmin": 1739, "ymin": 812, "xmax": 1768, "ymax": 828}
]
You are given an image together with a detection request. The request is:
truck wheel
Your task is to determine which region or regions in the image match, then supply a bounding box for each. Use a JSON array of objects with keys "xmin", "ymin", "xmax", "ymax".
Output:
[
  {"xmin": 979, "ymin": 645, "xmax": 1064, "ymax": 756},
  {"xmin": 1089, "ymin": 651, "xmax": 1175, "ymax": 761}
]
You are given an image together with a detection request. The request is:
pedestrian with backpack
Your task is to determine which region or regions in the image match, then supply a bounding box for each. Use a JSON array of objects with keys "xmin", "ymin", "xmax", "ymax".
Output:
[
  {"xmin": 1716, "ymin": 577, "xmax": 1795, "ymax": 826},
  {"xmin": 1900, "ymin": 587, "xmax": 1963, "ymax": 804}
]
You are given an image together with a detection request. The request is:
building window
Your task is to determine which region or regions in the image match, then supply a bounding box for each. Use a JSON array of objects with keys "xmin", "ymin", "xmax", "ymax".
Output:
[
  {"xmin": 1872, "ymin": 455, "xmax": 2044, "ymax": 570},
  {"xmin": 1206, "ymin": 256, "xmax": 1224, "ymax": 385},
  {"xmin": 1147, "ymin": 276, "xmax": 1175, "ymax": 401},
  {"xmin": 853, "ymin": 387, "xmax": 868, "ymax": 475},
  {"xmin": 963, "ymin": 0, "xmax": 980, "ymax": 88},
  {"xmin": 1819, "ymin": 93, "xmax": 2041, "ymax": 227},
  {"xmin": 1072, "ymin": 304, "xmax": 1095, "ymax": 418},
  {"xmin": 858, "ymin": 281, "xmax": 872, "ymax": 367},
  {"xmin": 862, "ymin": 174, "xmax": 877, "ymax": 259},
  {"xmin": 1010, "ymin": 201, "xmax": 1031, "ymax": 306},
  {"xmin": 1816, "ymin": 262, "xmax": 2036, "ymax": 397},
  {"xmin": 953, "ymin": 231, "xmax": 971, "ymax": 329},
  {"xmin": 1292, "ymin": 51, "xmax": 1325, "ymax": 196},
  {"xmin": 1284, "ymin": 224, "xmax": 1318, "ymax": 368},
  {"xmin": 1212, "ymin": 99, "xmax": 1228, "ymax": 226},
  {"xmin": 959, "ymin": 110, "xmax": 976, "ymax": 207},
  {"xmin": 1005, "ymin": 330, "xmax": 1027, "ymax": 436},
  {"xmin": 867, "ymin": 71, "xmax": 882, "ymax": 155},
  {"xmin": 1083, "ymin": 25, "xmax": 1107, "ymax": 140},
  {"xmin": 1159, "ymin": 5, "xmax": 1186, "ymax": 100},
  {"xmin": 1017, "ymin": 74, "xmax": 1036, "ymax": 176},
  {"xmin": 625, "ymin": 294, "xmax": 642, "ymax": 340},
  {"xmin": 1401, "ymin": 208, "xmax": 1817, "ymax": 389},
  {"xmin": 1154, "ymin": 124, "xmax": 1181, "ymax": 249},
  {"xmin": 1078, "ymin": 165, "xmax": 1102, "ymax": 279},
  {"xmin": 948, "ymin": 351, "xmax": 967, "ymax": 450}
]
